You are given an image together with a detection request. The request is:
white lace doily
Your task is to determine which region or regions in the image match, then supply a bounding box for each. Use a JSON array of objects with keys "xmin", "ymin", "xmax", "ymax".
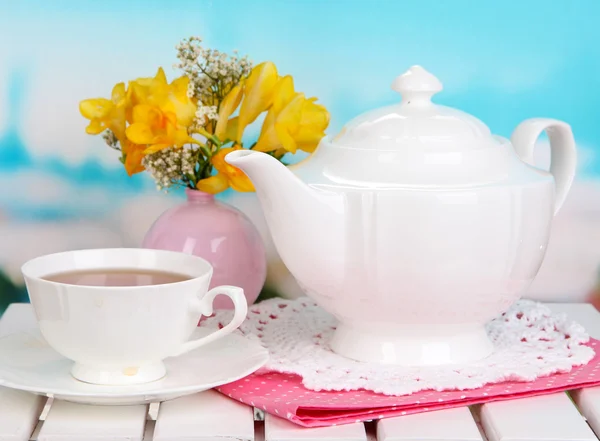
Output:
[{"xmin": 202, "ymin": 297, "xmax": 595, "ymax": 396}]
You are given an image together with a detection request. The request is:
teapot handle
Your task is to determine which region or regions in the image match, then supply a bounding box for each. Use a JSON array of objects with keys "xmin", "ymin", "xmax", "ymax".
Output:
[{"xmin": 511, "ymin": 118, "xmax": 577, "ymax": 215}]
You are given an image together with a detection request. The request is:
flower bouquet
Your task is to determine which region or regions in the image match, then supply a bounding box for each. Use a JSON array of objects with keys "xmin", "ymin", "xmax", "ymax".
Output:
[
  {"xmin": 79, "ymin": 36, "xmax": 330, "ymax": 193},
  {"xmin": 78, "ymin": 36, "xmax": 330, "ymax": 306}
]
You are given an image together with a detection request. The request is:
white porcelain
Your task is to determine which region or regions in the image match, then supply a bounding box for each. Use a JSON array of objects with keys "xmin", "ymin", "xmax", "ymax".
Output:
[
  {"xmin": 0, "ymin": 326, "xmax": 268, "ymax": 405},
  {"xmin": 225, "ymin": 65, "xmax": 577, "ymax": 366},
  {"xmin": 21, "ymin": 248, "xmax": 249, "ymax": 385}
]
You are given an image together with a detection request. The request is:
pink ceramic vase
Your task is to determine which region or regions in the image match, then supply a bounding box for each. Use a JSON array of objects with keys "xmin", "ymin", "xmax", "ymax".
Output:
[{"xmin": 142, "ymin": 188, "xmax": 267, "ymax": 309}]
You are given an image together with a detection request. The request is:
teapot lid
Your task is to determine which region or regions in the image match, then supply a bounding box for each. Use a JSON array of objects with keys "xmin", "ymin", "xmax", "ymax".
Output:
[{"xmin": 331, "ymin": 66, "xmax": 498, "ymax": 151}]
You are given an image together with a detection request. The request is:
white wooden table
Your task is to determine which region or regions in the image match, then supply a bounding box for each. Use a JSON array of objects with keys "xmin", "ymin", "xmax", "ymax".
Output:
[{"xmin": 2, "ymin": 302, "xmax": 600, "ymax": 441}]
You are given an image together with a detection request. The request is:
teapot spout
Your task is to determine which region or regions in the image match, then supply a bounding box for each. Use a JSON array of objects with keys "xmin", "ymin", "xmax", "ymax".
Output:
[{"xmin": 225, "ymin": 150, "xmax": 315, "ymax": 209}]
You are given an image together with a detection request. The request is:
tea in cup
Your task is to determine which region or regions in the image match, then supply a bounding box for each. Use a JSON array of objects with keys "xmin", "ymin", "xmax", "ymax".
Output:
[{"xmin": 21, "ymin": 248, "xmax": 248, "ymax": 385}]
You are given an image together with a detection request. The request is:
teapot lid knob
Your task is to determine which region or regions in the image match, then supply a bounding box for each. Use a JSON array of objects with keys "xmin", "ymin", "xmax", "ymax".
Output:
[{"xmin": 391, "ymin": 65, "xmax": 443, "ymax": 105}]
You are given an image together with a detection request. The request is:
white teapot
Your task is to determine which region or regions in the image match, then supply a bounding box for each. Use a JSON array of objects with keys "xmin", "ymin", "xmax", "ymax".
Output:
[{"xmin": 226, "ymin": 66, "xmax": 576, "ymax": 366}]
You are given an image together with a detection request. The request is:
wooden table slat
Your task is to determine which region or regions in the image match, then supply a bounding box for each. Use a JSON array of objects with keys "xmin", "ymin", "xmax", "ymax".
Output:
[
  {"xmin": 0, "ymin": 388, "xmax": 45, "ymax": 441},
  {"xmin": 0, "ymin": 303, "xmax": 46, "ymax": 441},
  {"xmin": 264, "ymin": 414, "xmax": 367, "ymax": 441},
  {"xmin": 37, "ymin": 400, "xmax": 147, "ymax": 441},
  {"xmin": 153, "ymin": 390, "xmax": 255, "ymax": 441},
  {"xmin": 480, "ymin": 392, "xmax": 597, "ymax": 441},
  {"xmin": 377, "ymin": 407, "xmax": 483, "ymax": 441},
  {"xmin": 572, "ymin": 387, "xmax": 600, "ymax": 439}
]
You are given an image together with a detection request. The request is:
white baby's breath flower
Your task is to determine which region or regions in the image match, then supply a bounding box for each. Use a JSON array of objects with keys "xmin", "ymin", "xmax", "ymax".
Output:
[
  {"xmin": 195, "ymin": 105, "xmax": 218, "ymax": 121},
  {"xmin": 175, "ymin": 35, "xmax": 253, "ymax": 107},
  {"xmin": 142, "ymin": 146, "xmax": 199, "ymax": 191},
  {"xmin": 102, "ymin": 130, "xmax": 120, "ymax": 150},
  {"xmin": 191, "ymin": 105, "xmax": 219, "ymax": 132}
]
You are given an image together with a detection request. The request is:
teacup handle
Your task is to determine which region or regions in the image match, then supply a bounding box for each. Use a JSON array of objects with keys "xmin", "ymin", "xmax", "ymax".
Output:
[{"xmin": 170, "ymin": 285, "xmax": 248, "ymax": 357}]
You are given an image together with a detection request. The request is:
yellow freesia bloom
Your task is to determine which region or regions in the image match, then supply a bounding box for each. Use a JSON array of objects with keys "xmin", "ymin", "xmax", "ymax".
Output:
[
  {"xmin": 196, "ymin": 173, "xmax": 229, "ymax": 194},
  {"xmin": 254, "ymin": 76, "xmax": 329, "ymax": 153},
  {"xmin": 79, "ymin": 82, "xmax": 127, "ymax": 141},
  {"xmin": 215, "ymin": 83, "xmax": 244, "ymax": 140},
  {"xmin": 150, "ymin": 75, "xmax": 196, "ymax": 127},
  {"xmin": 80, "ymin": 67, "xmax": 197, "ymax": 157},
  {"xmin": 80, "ymin": 82, "xmax": 148, "ymax": 176},
  {"xmin": 126, "ymin": 104, "xmax": 194, "ymax": 154},
  {"xmin": 121, "ymin": 139, "xmax": 146, "ymax": 176},
  {"xmin": 292, "ymin": 97, "xmax": 330, "ymax": 152},
  {"xmin": 211, "ymin": 146, "xmax": 254, "ymax": 192},
  {"xmin": 236, "ymin": 61, "xmax": 278, "ymax": 142},
  {"xmin": 224, "ymin": 117, "xmax": 239, "ymax": 142},
  {"xmin": 127, "ymin": 68, "xmax": 196, "ymax": 127}
]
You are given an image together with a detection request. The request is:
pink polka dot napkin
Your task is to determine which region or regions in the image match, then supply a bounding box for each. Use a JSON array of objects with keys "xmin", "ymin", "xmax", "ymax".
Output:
[{"xmin": 216, "ymin": 339, "xmax": 600, "ymax": 428}]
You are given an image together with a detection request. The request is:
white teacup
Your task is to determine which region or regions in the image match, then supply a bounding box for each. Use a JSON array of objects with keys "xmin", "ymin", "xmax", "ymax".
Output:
[{"xmin": 21, "ymin": 248, "xmax": 248, "ymax": 386}]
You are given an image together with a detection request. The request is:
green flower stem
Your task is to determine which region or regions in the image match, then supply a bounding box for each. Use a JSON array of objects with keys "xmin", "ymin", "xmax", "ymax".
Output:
[
  {"xmin": 196, "ymin": 127, "xmax": 222, "ymax": 147},
  {"xmin": 199, "ymin": 144, "xmax": 211, "ymax": 159}
]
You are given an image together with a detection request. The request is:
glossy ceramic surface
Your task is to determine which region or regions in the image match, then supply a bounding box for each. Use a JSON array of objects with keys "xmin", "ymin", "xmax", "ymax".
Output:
[
  {"xmin": 225, "ymin": 66, "xmax": 577, "ymax": 366},
  {"xmin": 142, "ymin": 189, "xmax": 267, "ymax": 309},
  {"xmin": 21, "ymin": 248, "xmax": 248, "ymax": 385},
  {"xmin": 0, "ymin": 327, "xmax": 268, "ymax": 405}
]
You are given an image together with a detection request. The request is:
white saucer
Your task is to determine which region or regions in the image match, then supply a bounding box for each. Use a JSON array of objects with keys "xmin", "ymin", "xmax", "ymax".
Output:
[{"xmin": 0, "ymin": 326, "xmax": 269, "ymax": 405}]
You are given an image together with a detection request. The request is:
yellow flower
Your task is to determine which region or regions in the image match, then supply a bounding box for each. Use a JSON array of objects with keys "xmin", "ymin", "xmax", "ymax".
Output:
[
  {"xmin": 121, "ymin": 140, "xmax": 146, "ymax": 176},
  {"xmin": 196, "ymin": 173, "xmax": 229, "ymax": 194},
  {"xmin": 80, "ymin": 82, "xmax": 148, "ymax": 176},
  {"xmin": 290, "ymin": 97, "xmax": 330, "ymax": 153},
  {"xmin": 151, "ymin": 75, "xmax": 196, "ymax": 127},
  {"xmin": 123, "ymin": 69, "xmax": 197, "ymax": 154},
  {"xmin": 126, "ymin": 68, "xmax": 167, "ymax": 115},
  {"xmin": 126, "ymin": 104, "xmax": 194, "ymax": 154},
  {"xmin": 223, "ymin": 117, "xmax": 239, "ymax": 142},
  {"xmin": 215, "ymin": 83, "xmax": 244, "ymax": 140},
  {"xmin": 79, "ymin": 82, "xmax": 127, "ymax": 141},
  {"xmin": 236, "ymin": 61, "xmax": 278, "ymax": 142},
  {"xmin": 211, "ymin": 146, "xmax": 254, "ymax": 192},
  {"xmin": 128, "ymin": 68, "xmax": 196, "ymax": 127},
  {"xmin": 80, "ymin": 67, "xmax": 197, "ymax": 158},
  {"xmin": 254, "ymin": 76, "xmax": 329, "ymax": 154}
]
